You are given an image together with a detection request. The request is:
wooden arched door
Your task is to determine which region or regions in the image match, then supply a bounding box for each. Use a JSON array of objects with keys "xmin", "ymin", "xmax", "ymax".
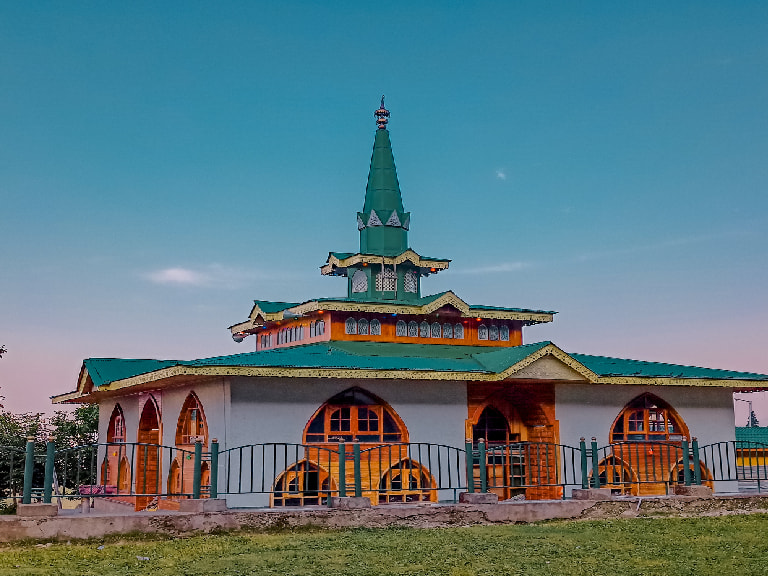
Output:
[{"xmin": 136, "ymin": 396, "xmax": 161, "ymax": 509}]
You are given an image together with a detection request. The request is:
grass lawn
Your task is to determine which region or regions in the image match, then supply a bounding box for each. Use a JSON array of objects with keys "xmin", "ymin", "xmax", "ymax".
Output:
[{"xmin": 1, "ymin": 514, "xmax": 768, "ymax": 575}]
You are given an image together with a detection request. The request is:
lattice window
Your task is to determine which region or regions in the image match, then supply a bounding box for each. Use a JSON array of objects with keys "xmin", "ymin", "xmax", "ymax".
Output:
[
  {"xmin": 378, "ymin": 459, "xmax": 434, "ymax": 504},
  {"xmin": 272, "ymin": 461, "xmax": 334, "ymax": 507},
  {"xmin": 358, "ymin": 318, "xmax": 369, "ymax": 335},
  {"xmin": 500, "ymin": 325, "xmax": 510, "ymax": 341},
  {"xmin": 404, "ymin": 271, "xmax": 418, "ymax": 293},
  {"xmin": 376, "ymin": 267, "xmax": 397, "ymax": 292},
  {"xmin": 442, "ymin": 323, "xmax": 453, "ymax": 339},
  {"xmin": 420, "ymin": 321, "xmax": 430, "ymax": 338},
  {"xmin": 396, "ymin": 320, "xmax": 407, "ymax": 336},
  {"xmin": 478, "ymin": 324, "xmax": 489, "ymax": 340},
  {"xmin": 454, "ymin": 323, "xmax": 464, "ymax": 339},
  {"xmin": 176, "ymin": 393, "xmax": 207, "ymax": 445},
  {"xmin": 370, "ymin": 319, "xmax": 381, "ymax": 336},
  {"xmin": 345, "ymin": 317, "xmax": 357, "ymax": 335},
  {"xmin": 489, "ymin": 325, "xmax": 499, "ymax": 341},
  {"xmin": 351, "ymin": 269, "xmax": 368, "ymax": 293},
  {"xmin": 408, "ymin": 321, "xmax": 418, "ymax": 337},
  {"xmin": 431, "ymin": 322, "xmax": 441, "ymax": 338},
  {"xmin": 316, "ymin": 320, "xmax": 325, "ymax": 336},
  {"xmin": 107, "ymin": 405, "xmax": 126, "ymax": 443}
]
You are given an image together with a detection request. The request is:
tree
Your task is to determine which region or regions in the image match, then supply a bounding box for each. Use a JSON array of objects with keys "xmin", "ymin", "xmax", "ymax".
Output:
[
  {"xmin": 749, "ymin": 410, "xmax": 760, "ymax": 428},
  {"xmin": 0, "ymin": 345, "xmax": 6, "ymax": 358}
]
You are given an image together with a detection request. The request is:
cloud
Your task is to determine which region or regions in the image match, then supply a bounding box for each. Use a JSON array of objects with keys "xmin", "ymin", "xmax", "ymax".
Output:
[
  {"xmin": 148, "ymin": 267, "xmax": 209, "ymax": 286},
  {"xmin": 145, "ymin": 264, "xmax": 280, "ymax": 289},
  {"xmin": 495, "ymin": 169, "xmax": 507, "ymax": 180},
  {"xmin": 455, "ymin": 261, "xmax": 528, "ymax": 274}
]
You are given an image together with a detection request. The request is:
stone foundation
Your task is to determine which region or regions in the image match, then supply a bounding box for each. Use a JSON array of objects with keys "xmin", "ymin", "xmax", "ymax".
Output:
[{"xmin": 459, "ymin": 492, "xmax": 499, "ymax": 504}]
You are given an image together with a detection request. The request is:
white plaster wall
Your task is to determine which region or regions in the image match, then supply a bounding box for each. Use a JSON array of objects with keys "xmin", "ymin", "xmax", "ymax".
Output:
[
  {"xmin": 556, "ymin": 383, "xmax": 738, "ymax": 493},
  {"xmin": 224, "ymin": 377, "xmax": 468, "ymax": 507}
]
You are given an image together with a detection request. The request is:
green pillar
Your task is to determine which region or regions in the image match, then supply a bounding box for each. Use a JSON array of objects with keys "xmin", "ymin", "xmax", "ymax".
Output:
[
  {"xmin": 579, "ymin": 438, "xmax": 589, "ymax": 489},
  {"xmin": 465, "ymin": 440, "xmax": 475, "ymax": 493},
  {"xmin": 692, "ymin": 438, "xmax": 702, "ymax": 485},
  {"xmin": 192, "ymin": 441, "xmax": 203, "ymax": 499},
  {"xmin": 681, "ymin": 438, "xmax": 691, "ymax": 486},
  {"xmin": 338, "ymin": 443, "xmax": 346, "ymax": 498},
  {"xmin": 43, "ymin": 436, "xmax": 56, "ymax": 504},
  {"xmin": 478, "ymin": 439, "xmax": 488, "ymax": 493},
  {"xmin": 590, "ymin": 438, "xmax": 600, "ymax": 489},
  {"xmin": 209, "ymin": 439, "xmax": 219, "ymax": 499},
  {"xmin": 22, "ymin": 436, "xmax": 35, "ymax": 505}
]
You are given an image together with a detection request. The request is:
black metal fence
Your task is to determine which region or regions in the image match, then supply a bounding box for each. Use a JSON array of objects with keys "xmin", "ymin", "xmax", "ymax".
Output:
[{"xmin": 17, "ymin": 436, "xmax": 766, "ymax": 509}]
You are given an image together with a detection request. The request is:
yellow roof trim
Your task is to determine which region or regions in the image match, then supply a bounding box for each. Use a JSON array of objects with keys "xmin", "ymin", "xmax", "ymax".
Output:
[{"xmin": 498, "ymin": 343, "xmax": 599, "ymax": 382}]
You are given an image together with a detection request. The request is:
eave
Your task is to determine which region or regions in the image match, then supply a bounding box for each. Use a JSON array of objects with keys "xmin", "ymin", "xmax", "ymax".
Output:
[{"xmin": 320, "ymin": 249, "xmax": 451, "ymax": 277}]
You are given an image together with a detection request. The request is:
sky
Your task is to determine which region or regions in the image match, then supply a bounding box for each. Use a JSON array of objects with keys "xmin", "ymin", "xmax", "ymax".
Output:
[{"xmin": 1, "ymin": 2, "xmax": 767, "ymax": 421}]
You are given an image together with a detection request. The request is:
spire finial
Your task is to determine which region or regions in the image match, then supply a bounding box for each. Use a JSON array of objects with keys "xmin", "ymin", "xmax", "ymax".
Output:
[{"xmin": 374, "ymin": 95, "xmax": 389, "ymax": 130}]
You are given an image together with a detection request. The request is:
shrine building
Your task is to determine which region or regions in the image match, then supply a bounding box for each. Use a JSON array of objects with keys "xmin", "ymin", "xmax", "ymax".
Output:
[{"xmin": 54, "ymin": 100, "xmax": 768, "ymax": 508}]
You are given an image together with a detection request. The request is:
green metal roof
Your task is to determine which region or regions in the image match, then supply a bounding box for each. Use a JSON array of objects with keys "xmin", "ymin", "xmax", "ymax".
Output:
[
  {"xmin": 735, "ymin": 427, "xmax": 768, "ymax": 444},
  {"xmin": 82, "ymin": 342, "xmax": 768, "ymax": 389},
  {"xmin": 84, "ymin": 358, "xmax": 179, "ymax": 388},
  {"xmin": 253, "ymin": 300, "xmax": 299, "ymax": 313},
  {"xmin": 571, "ymin": 353, "xmax": 768, "ymax": 381}
]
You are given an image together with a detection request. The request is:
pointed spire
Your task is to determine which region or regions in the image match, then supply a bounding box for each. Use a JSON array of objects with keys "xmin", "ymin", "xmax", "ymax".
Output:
[{"xmin": 359, "ymin": 98, "xmax": 409, "ymax": 255}]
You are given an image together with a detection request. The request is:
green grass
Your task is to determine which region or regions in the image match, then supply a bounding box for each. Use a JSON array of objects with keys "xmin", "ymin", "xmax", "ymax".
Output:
[{"xmin": 2, "ymin": 514, "xmax": 768, "ymax": 575}]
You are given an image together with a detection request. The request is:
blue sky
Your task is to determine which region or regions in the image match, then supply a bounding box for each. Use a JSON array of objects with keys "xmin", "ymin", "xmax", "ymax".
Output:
[{"xmin": 1, "ymin": 2, "xmax": 767, "ymax": 416}]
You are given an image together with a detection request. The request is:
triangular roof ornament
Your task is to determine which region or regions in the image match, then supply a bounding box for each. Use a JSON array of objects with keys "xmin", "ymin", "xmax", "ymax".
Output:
[
  {"xmin": 367, "ymin": 210, "xmax": 383, "ymax": 227},
  {"xmin": 386, "ymin": 210, "xmax": 401, "ymax": 227}
]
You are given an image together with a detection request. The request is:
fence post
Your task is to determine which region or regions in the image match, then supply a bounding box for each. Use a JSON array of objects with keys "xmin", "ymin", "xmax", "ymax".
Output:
[
  {"xmin": 478, "ymin": 439, "xmax": 488, "ymax": 493},
  {"xmin": 465, "ymin": 439, "xmax": 475, "ymax": 493},
  {"xmin": 22, "ymin": 436, "xmax": 35, "ymax": 505},
  {"xmin": 43, "ymin": 436, "xmax": 56, "ymax": 504},
  {"xmin": 692, "ymin": 437, "xmax": 702, "ymax": 485},
  {"xmin": 353, "ymin": 443, "xmax": 362, "ymax": 498},
  {"xmin": 579, "ymin": 438, "xmax": 588, "ymax": 489},
  {"xmin": 590, "ymin": 438, "xmax": 600, "ymax": 489},
  {"xmin": 338, "ymin": 443, "xmax": 346, "ymax": 498},
  {"xmin": 209, "ymin": 438, "xmax": 219, "ymax": 499},
  {"xmin": 681, "ymin": 438, "xmax": 691, "ymax": 486},
  {"xmin": 192, "ymin": 440, "xmax": 203, "ymax": 499}
]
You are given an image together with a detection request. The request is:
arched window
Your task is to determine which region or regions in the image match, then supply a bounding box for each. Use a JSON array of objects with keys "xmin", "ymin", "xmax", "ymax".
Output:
[
  {"xmin": 176, "ymin": 392, "xmax": 208, "ymax": 446},
  {"xmin": 500, "ymin": 325, "xmax": 510, "ymax": 341},
  {"xmin": 610, "ymin": 394, "xmax": 688, "ymax": 443},
  {"xmin": 378, "ymin": 459, "xmax": 435, "ymax": 504},
  {"xmin": 431, "ymin": 322, "xmax": 441, "ymax": 338},
  {"xmin": 396, "ymin": 320, "xmax": 407, "ymax": 337},
  {"xmin": 489, "ymin": 325, "xmax": 499, "ymax": 341},
  {"xmin": 357, "ymin": 318, "xmax": 369, "ymax": 335},
  {"xmin": 351, "ymin": 269, "xmax": 368, "ymax": 293},
  {"xmin": 272, "ymin": 460, "xmax": 335, "ymax": 507},
  {"xmin": 304, "ymin": 388, "xmax": 407, "ymax": 444},
  {"xmin": 473, "ymin": 406, "xmax": 518, "ymax": 447},
  {"xmin": 419, "ymin": 321, "xmax": 430, "ymax": 338},
  {"xmin": 375, "ymin": 267, "xmax": 397, "ymax": 292},
  {"xmin": 454, "ymin": 323, "xmax": 464, "ymax": 339},
  {"xmin": 478, "ymin": 325, "xmax": 489, "ymax": 340},
  {"xmin": 107, "ymin": 404, "xmax": 126, "ymax": 443},
  {"xmin": 370, "ymin": 319, "xmax": 381, "ymax": 335},
  {"xmin": 408, "ymin": 321, "xmax": 418, "ymax": 337},
  {"xmin": 442, "ymin": 323, "xmax": 453, "ymax": 339},
  {"xmin": 345, "ymin": 317, "xmax": 357, "ymax": 335},
  {"xmin": 317, "ymin": 320, "xmax": 325, "ymax": 335},
  {"xmin": 404, "ymin": 270, "xmax": 418, "ymax": 293}
]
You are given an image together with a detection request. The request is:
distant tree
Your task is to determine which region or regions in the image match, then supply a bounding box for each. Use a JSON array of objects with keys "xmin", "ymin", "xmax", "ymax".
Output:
[
  {"xmin": 0, "ymin": 345, "xmax": 6, "ymax": 358},
  {"xmin": 49, "ymin": 405, "xmax": 99, "ymax": 448},
  {"xmin": 749, "ymin": 411, "xmax": 760, "ymax": 428}
]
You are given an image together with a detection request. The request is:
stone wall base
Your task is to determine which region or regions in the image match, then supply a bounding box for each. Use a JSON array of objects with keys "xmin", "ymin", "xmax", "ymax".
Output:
[
  {"xmin": 16, "ymin": 503, "xmax": 58, "ymax": 517},
  {"xmin": 179, "ymin": 499, "xmax": 229, "ymax": 513},
  {"xmin": 459, "ymin": 492, "xmax": 499, "ymax": 504},
  {"xmin": 329, "ymin": 497, "xmax": 372, "ymax": 509},
  {"xmin": 571, "ymin": 488, "xmax": 614, "ymax": 501},
  {"xmin": 673, "ymin": 485, "xmax": 713, "ymax": 497}
]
